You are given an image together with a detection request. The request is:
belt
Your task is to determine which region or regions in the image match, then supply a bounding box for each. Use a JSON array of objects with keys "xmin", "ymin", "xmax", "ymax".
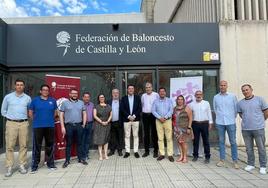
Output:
[
  {"xmin": 86, "ymin": 121, "xmax": 93, "ymax": 124},
  {"xmin": 66, "ymin": 122, "xmax": 82, "ymax": 126},
  {"xmin": 112, "ymin": 121, "xmax": 119, "ymax": 123},
  {"xmin": 7, "ymin": 118, "xmax": 28, "ymax": 122},
  {"xmin": 193, "ymin": 120, "xmax": 209, "ymax": 124}
]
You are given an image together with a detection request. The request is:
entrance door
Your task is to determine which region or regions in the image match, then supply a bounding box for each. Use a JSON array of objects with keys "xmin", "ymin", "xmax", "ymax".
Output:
[{"xmin": 120, "ymin": 70, "xmax": 155, "ymax": 97}]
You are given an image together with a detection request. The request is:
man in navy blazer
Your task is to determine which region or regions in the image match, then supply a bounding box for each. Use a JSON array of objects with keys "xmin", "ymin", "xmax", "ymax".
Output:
[
  {"xmin": 107, "ymin": 89, "xmax": 124, "ymax": 156},
  {"xmin": 120, "ymin": 84, "xmax": 142, "ymax": 158}
]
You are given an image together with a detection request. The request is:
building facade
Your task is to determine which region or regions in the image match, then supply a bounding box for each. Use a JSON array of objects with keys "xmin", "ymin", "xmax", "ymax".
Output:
[
  {"xmin": 142, "ymin": 0, "xmax": 268, "ymax": 145},
  {"xmin": 0, "ymin": 13, "xmax": 221, "ymax": 151}
]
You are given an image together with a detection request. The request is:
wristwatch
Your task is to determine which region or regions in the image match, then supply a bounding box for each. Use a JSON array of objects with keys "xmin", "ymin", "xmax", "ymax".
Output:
[{"xmin": 187, "ymin": 127, "xmax": 192, "ymax": 130}]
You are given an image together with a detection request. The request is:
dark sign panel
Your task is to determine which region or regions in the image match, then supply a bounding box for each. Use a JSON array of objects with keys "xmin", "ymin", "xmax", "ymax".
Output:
[{"xmin": 6, "ymin": 23, "xmax": 220, "ymax": 67}]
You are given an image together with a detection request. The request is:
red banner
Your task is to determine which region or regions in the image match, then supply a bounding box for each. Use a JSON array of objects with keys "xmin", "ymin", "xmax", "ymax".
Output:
[{"xmin": 45, "ymin": 74, "xmax": 81, "ymax": 160}]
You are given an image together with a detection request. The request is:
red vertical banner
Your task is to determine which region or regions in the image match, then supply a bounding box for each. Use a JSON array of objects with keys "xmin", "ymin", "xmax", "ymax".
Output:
[{"xmin": 45, "ymin": 74, "xmax": 81, "ymax": 160}]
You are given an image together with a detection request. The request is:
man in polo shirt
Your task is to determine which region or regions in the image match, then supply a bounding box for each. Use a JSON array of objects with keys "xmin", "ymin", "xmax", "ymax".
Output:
[
  {"xmin": 237, "ymin": 84, "xmax": 268, "ymax": 175},
  {"xmin": 60, "ymin": 88, "xmax": 87, "ymax": 168},
  {"xmin": 82, "ymin": 92, "xmax": 94, "ymax": 160},
  {"xmin": 29, "ymin": 84, "xmax": 58, "ymax": 173},
  {"xmin": 1, "ymin": 79, "xmax": 31, "ymax": 177}
]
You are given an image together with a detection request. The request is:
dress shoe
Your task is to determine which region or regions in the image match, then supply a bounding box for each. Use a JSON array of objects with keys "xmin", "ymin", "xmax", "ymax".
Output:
[
  {"xmin": 118, "ymin": 150, "xmax": 123, "ymax": 156},
  {"xmin": 108, "ymin": 151, "xmax": 115, "ymax": 156},
  {"xmin": 123, "ymin": 152, "xmax": 130, "ymax": 158},
  {"xmin": 153, "ymin": 152, "xmax": 158, "ymax": 158},
  {"xmin": 62, "ymin": 161, "xmax": 70, "ymax": 168},
  {"xmin": 142, "ymin": 152, "xmax": 149, "ymax": 158},
  {"xmin": 134, "ymin": 152, "xmax": 140, "ymax": 158},
  {"xmin": 168, "ymin": 156, "xmax": 174, "ymax": 162},
  {"xmin": 80, "ymin": 160, "xmax": 88, "ymax": 165},
  {"xmin": 192, "ymin": 157, "xmax": 198, "ymax": 162},
  {"xmin": 157, "ymin": 155, "xmax": 165, "ymax": 161},
  {"xmin": 204, "ymin": 158, "xmax": 210, "ymax": 164}
]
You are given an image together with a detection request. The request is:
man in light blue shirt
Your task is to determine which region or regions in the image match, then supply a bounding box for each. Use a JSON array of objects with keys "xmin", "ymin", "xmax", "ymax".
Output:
[
  {"xmin": 213, "ymin": 80, "xmax": 238, "ymax": 169},
  {"xmin": 1, "ymin": 79, "xmax": 31, "ymax": 177},
  {"xmin": 152, "ymin": 87, "xmax": 174, "ymax": 162}
]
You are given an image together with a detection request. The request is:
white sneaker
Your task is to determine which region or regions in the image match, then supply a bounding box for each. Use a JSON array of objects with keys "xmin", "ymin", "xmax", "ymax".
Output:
[
  {"xmin": 260, "ymin": 167, "xmax": 267, "ymax": 175},
  {"xmin": 5, "ymin": 167, "xmax": 12, "ymax": 177},
  {"xmin": 18, "ymin": 165, "xmax": 27, "ymax": 174},
  {"xmin": 244, "ymin": 165, "xmax": 255, "ymax": 172}
]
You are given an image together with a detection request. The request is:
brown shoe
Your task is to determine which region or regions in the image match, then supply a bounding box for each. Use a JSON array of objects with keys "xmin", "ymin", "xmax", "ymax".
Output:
[
  {"xmin": 216, "ymin": 160, "xmax": 225, "ymax": 167},
  {"xmin": 168, "ymin": 156, "xmax": 174, "ymax": 162},
  {"xmin": 233, "ymin": 162, "xmax": 239, "ymax": 169},
  {"xmin": 157, "ymin": 155, "xmax": 165, "ymax": 161}
]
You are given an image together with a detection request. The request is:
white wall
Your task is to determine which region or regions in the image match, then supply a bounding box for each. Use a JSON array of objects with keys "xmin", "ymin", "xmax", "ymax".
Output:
[{"xmin": 219, "ymin": 21, "xmax": 268, "ymax": 145}]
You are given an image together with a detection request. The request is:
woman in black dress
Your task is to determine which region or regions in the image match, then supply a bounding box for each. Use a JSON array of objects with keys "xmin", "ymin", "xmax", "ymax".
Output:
[{"xmin": 93, "ymin": 94, "xmax": 112, "ymax": 160}]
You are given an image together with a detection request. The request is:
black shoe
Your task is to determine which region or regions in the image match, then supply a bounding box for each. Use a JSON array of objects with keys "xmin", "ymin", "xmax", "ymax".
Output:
[
  {"xmin": 142, "ymin": 152, "xmax": 149, "ymax": 158},
  {"xmin": 134, "ymin": 152, "xmax": 140, "ymax": 158},
  {"xmin": 192, "ymin": 157, "xmax": 198, "ymax": 162},
  {"xmin": 62, "ymin": 161, "xmax": 70, "ymax": 168},
  {"xmin": 168, "ymin": 156, "xmax": 174, "ymax": 162},
  {"xmin": 123, "ymin": 152, "xmax": 130, "ymax": 158},
  {"xmin": 80, "ymin": 160, "xmax": 88, "ymax": 165},
  {"xmin": 204, "ymin": 158, "xmax": 210, "ymax": 164},
  {"xmin": 48, "ymin": 165, "xmax": 57, "ymax": 171},
  {"xmin": 153, "ymin": 152, "xmax": 158, "ymax": 158},
  {"xmin": 108, "ymin": 151, "xmax": 115, "ymax": 156},
  {"xmin": 157, "ymin": 155, "xmax": 165, "ymax": 161},
  {"xmin": 118, "ymin": 150, "xmax": 123, "ymax": 156}
]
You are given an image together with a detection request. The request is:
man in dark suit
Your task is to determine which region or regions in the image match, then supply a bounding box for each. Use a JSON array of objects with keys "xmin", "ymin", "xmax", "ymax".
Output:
[
  {"xmin": 120, "ymin": 84, "xmax": 142, "ymax": 158},
  {"xmin": 107, "ymin": 89, "xmax": 124, "ymax": 156}
]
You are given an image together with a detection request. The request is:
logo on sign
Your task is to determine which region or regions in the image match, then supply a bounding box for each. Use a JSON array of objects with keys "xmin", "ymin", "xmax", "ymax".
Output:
[{"xmin": 56, "ymin": 31, "xmax": 70, "ymax": 56}]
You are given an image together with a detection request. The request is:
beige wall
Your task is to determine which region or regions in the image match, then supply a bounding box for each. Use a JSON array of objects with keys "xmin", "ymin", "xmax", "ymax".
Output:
[{"xmin": 219, "ymin": 21, "xmax": 268, "ymax": 145}]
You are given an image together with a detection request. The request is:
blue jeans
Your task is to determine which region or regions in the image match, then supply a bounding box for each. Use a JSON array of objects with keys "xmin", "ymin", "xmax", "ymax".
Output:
[
  {"xmin": 216, "ymin": 124, "xmax": 238, "ymax": 161},
  {"xmin": 242, "ymin": 129, "xmax": 267, "ymax": 168},
  {"xmin": 82, "ymin": 122, "xmax": 93, "ymax": 159},
  {"xmin": 65, "ymin": 123, "xmax": 84, "ymax": 162}
]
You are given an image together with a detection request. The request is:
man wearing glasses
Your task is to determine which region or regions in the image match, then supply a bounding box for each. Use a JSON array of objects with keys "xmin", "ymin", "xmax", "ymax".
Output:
[
  {"xmin": 29, "ymin": 84, "xmax": 58, "ymax": 173},
  {"xmin": 60, "ymin": 88, "xmax": 87, "ymax": 168}
]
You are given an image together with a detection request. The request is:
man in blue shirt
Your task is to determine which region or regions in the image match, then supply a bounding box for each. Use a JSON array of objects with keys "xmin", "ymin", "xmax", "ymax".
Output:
[
  {"xmin": 29, "ymin": 84, "xmax": 58, "ymax": 173},
  {"xmin": 152, "ymin": 87, "xmax": 174, "ymax": 162},
  {"xmin": 237, "ymin": 84, "xmax": 268, "ymax": 175},
  {"xmin": 1, "ymin": 79, "xmax": 31, "ymax": 177},
  {"xmin": 213, "ymin": 80, "xmax": 239, "ymax": 169}
]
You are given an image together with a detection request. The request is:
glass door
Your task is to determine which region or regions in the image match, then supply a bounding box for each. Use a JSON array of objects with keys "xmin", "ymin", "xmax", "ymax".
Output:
[{"xmin": 120, "ymin": 70, "xmax": 155, "ymax": 97}]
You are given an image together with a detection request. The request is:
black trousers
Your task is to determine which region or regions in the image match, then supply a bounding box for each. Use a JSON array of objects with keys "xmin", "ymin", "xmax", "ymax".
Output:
[
  {"xmin": 192, "ymin": 122, "xmax": 211, "ymax": 159},
  {"xmin": 32, "ymin": 127, "xmax": 55, "ymax": 169},
  {"xmin": 109, "ymin": 121, "xmax": 124, "ymax": 152},
  {"xmin": 142, "ymin": 113, "xmax": 158, "ymax": 153}
]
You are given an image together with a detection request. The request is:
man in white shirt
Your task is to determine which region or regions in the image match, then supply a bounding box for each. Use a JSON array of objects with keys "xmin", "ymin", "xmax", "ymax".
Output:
[
  {"xmin": 189, "ymin": 90, "xmax": 213, "ymax": 164},
  {"xmin": 141, "ymin": 82, "xmax": 159, "ymax": 158}
]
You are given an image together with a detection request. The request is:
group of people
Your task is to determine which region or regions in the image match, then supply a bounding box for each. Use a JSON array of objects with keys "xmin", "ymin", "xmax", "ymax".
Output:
[{"xmin": 1, "ymin": 79, "xmax": 268, "ymax": 178}]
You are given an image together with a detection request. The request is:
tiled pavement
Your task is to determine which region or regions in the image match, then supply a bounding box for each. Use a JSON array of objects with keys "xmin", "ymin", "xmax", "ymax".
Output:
[{"xmin": 0, "ymin": 147, "xmax": 268, "ymax": 188}]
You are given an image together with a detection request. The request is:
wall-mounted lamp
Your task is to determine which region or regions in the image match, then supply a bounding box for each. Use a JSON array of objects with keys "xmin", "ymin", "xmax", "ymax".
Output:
[{"xmin": 112, "ymin": 24, "xmax": 119, "ymax": 31}]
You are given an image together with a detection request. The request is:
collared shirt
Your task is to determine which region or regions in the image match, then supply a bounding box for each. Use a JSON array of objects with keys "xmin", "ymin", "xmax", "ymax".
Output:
[
  {"xmin": 128, "ymin": 95, "xmax": 134, "ymax": 115},
  {"xmin": 84, "ymin": 102, "xmax": 94, "ymax": 122},
  {"xmin": 189, "ymin": 100, "xmax": 213, "ymax": 124},
  {"xmin": 60, "ymin": 99, "xmax": 85, "ymax": 123},
  {"xmin": 112, "ymin": 99, "xmax": 119, "ymax": 122},
  {"xmin": 213, "ymin": 92, "xmax": 237, "ymax": 125},
  {"xmin": 29, "ymin": 96, "xmax": 57, "ymax": 128},
  {"xmin": 237, "ymin": 96, "xmax": 268, "ymax": 130},
  {"xmin": 152, "ymin": 97, "xmax": 173, "ymax": 119},
  {"xmin": 141, "ymin": 92, "xmax": 159, "ymax": 113},
  {"xmin": 1, "ymin": 91, "xmax": 31, "ymax": 120}
]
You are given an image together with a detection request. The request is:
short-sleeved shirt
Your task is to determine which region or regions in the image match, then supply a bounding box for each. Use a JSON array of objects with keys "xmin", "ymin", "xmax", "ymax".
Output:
[
  {"xmin": 29, "ymin": 96, "xmax": 57, "ymax": 128},
  {"xmin": 1, "ymin": 91, "xmax": 31, "ymax": 120},
  {"xmin": 237, "ymin": 96, "xmax": 268, "ymax": 130},
  {"xmin": 60, "ymin": 99, "xmax": 85, "ymax": 124}
]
